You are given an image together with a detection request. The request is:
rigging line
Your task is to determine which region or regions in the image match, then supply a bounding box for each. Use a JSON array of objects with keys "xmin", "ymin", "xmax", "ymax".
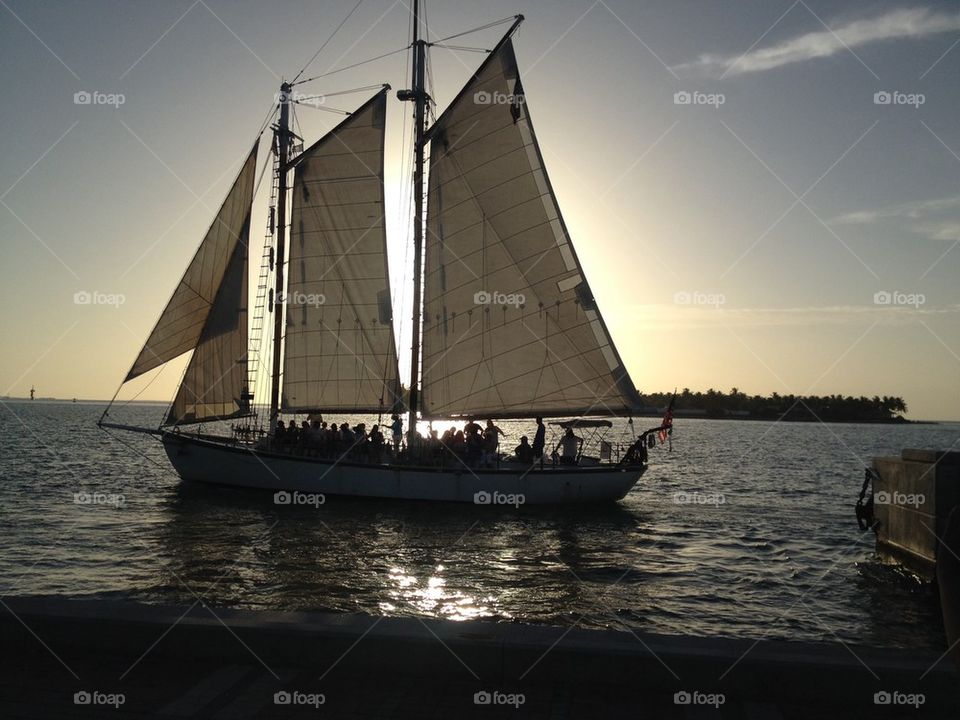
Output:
[
  {"xmin": 113, "ymin": 363, "xmax": 169, "ymax": 413},
  {"xmin": 296, "ymin": 84, "xmax": 389, "ymax": 101},
  {"xmin": 256, "ymin": 101, "xmax": 280, "ymax": 140},
  {"xmin": 429, "ymin": 44, "xmax": 491, "ymax": 53},
  {"xmin": 429, "ymin": 15, "xmax": 520, "ymax": 44},
  {"xmin": 292, "ymin": 0, "xmax": 365, "ymax": 84},
  {"xmin": 101, "ymin": 427, "xmax": 167, "ymax": 469},
  {"xmin": 290, "ymin": 101, "xmax": 352, "ymax": 115},
  {"xmin": 292, "ymin": 47, "xmax": 409, "ymax": 86}
]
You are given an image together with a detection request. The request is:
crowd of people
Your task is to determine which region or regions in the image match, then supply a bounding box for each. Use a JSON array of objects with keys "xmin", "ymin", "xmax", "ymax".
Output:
[{"xmin": 267, "ymin": 415, "xmax": 584, "ymax": 468}]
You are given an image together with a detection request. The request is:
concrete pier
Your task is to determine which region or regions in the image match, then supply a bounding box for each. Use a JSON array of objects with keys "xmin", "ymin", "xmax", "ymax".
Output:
[
  {"xmin": 871, "ymin": 449, "xmax": 960, "ymax": 580},
  {"xmin": 1, "ymin": 596, "xmax": 956, "ymax": 718}
]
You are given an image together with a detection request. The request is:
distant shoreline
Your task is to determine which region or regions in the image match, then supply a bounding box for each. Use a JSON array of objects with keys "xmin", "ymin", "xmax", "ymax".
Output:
[
  {"xmin": 1, "ymin": 397, "xmax": 950, "ymax": 424},
  {"xmin": 632, "ymin": 412, "xmax": 939, "ymax": 425}
]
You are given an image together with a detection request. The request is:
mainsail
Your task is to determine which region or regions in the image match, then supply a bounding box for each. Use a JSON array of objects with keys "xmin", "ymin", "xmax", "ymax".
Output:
[
  {"xmin": 420, "ymin": 39, "xmax": 642, "ymax": 418},
  {"xmin": 281, "ymin": 89, "xmax": 402, "ymax": 413},
  {"xmin": 125, "ymin": 143, "xmax": 258, "ymax": 424}
]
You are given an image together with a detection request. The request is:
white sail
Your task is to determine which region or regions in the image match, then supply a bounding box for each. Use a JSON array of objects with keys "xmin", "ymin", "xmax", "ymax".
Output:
[
  {"xmin": 421, "ymin": 39, "xmax": 642, "ymax": 419},
  {"xmin": 125, "ymin": 143, "xmax": 258, "ymax": 424},
  {"xmin": 281, "ymin": 89, "xmax": 402, "ymax": 414}
]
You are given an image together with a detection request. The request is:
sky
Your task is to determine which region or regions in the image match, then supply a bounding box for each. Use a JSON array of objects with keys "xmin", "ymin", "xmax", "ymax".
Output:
[{"xmin": 1, "ymin": 0, "xmax": 959, "ymax": 420}]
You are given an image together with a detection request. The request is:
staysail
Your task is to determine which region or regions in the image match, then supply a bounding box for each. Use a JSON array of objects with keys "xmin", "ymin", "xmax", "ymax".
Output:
[
  {"xmin": 125, "ymin": 142, "xmax": 258, "ymax": 424},
  {"xmin": 281, "ymin": 89, "xmax": 402, "ymax": 414},
  {"xmin": 420, "ymin": 39, "xmax": 642, "ymax": 418}
]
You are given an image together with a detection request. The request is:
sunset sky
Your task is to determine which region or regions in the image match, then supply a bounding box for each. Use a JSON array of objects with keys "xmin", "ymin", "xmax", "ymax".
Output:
[{"xmin": 1, "ymin": 0, "xmax": 959, "ymax": 420}]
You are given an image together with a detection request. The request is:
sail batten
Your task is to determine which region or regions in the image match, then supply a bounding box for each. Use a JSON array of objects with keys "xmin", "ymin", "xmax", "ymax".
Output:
[
  {"xmin": 281, "ymin": 89, "xmax": 402, "ymax": 415},
  {"xmin": 421, "ymin": 39, "xmax": 642, "ymax": 419}
]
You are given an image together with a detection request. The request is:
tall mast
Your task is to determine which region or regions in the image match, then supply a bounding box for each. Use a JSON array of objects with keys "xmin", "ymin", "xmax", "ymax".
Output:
[
  {"xmin": 399, "ymin": 0, "xmax": 428, "ymax": 436},
  {"xmin": 269, "ymin": 82, "xmax": 292, "ymax": 432}
]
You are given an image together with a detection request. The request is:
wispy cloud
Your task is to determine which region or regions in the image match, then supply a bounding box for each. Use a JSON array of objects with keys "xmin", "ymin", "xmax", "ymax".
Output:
[
  {"xmin": 832, "ymin": 195, "xmax": 960, "ymax": 225},
  {"xmin": 677, "ymin": 6, "xmax": 960, "ymax": 76},
  {"xmin": 831, "ymin": 195, "xmax": 960, "ymax": 243}
]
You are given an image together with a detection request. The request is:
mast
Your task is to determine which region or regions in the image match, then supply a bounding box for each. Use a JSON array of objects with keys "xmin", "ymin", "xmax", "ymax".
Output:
[
  {"xmin": 269, "ymin": 82, "xmax": 292, "ymax": 432},
  {"xmin": 399, "ymin": 0, "xmax": 428, "ymax": 436}
]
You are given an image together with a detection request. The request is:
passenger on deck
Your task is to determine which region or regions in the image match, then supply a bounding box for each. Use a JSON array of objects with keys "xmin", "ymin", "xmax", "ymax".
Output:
[
  {"xmin": 514, "ymin": 436, "xmax": 534, "ymax": 464},
  {"xmin": 353, "ymin": 423, "xmax": 368, "ymax": 460},
  {"xmin": 532, "ymin": 417, "xmax": 546, "ymax": 468},
  {"xmin": 426, "ymin": 429, "xmax": 442, "ymax": 464},
  {"xmin": 274, "ymin": 420, "xmax": 287, "ymax": 450},
  {"xmin": 465, "ymin": 425, "xmax": 483, "ymax": 467},
  {"xmin": 340, "ymin": 422, "xmax": 354, "ymax": 451},
  {"xmin": 324, "ymin": 423, "xmax": 338, "ymax": 457},
  {"xmin": 559, "ymin": 427, "xmax": 582, "ymax": 466},
  {"xmin": 390, "ymin": 414, "xmax": 403, "ymax": 453},
  {"xmin": 298, "ymin": 420, "xmax": 313, "ymax": 453},
  {"xmin": 406, "ymin": 430, "xmax": 424, "ymax": 462},
  {"xmin": 440, "ymin": 428, "xmax": 455, "ymax": 447},
  {"xmin": 482, "ymin": 420, "xmax": 505, "ymax": 467},
  {"xmin": 369, "ymin": 424, "xmax": 385, "ymax": 463},
  {"xmin": 451, "ymin": 430, "xmax": 467, "ymax": 458}
]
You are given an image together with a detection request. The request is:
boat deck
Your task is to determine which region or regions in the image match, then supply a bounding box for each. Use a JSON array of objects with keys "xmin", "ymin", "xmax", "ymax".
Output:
[{"xmin": 2, "ymin": 596, "xmax": 955, "ymax": 718}]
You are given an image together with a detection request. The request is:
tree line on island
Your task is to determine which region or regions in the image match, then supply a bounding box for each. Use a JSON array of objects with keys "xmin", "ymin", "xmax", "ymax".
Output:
[{"xmin": 642, "ymin": 388, "xmax": 909, "ymax": 423}]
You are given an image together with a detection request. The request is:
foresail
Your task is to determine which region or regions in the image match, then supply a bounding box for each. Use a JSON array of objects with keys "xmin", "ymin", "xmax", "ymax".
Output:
[
  {"xmin": 126, "ymin": 144, "xmax": 259, "ymax": 382},
  {"xmin": 281, "ymin": 89, "xmax": 402, "ymax": 414},
  {"xmin": 167, "ymin": 222, "xmax": 250, "ymax": 424},
  {"xmin": 421, "ymin": 39, "xmax": 642, "ymax": 418}
]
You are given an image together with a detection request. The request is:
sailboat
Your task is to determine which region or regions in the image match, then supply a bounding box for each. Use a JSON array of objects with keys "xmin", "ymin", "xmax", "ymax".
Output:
[{"xmin": 100, "ymin": 7, "xmax": 663, "ymax": 504}]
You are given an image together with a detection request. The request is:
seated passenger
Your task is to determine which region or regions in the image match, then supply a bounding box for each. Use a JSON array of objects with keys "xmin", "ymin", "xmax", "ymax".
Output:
[{"xmin": 514, "ymin": 436, "xmax": 534, "ymax": 464}]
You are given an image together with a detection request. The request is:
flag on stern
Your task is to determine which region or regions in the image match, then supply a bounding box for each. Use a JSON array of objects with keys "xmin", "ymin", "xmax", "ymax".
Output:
[{"xmin": 658, "ymin": 392, "xmax": 676, "ymax": 445}]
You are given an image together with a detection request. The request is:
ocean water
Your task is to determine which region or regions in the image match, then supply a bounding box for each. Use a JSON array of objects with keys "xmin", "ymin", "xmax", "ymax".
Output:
[{"xmin": 1, "ymin": 400, "xmax": 956, "ymax": 652}]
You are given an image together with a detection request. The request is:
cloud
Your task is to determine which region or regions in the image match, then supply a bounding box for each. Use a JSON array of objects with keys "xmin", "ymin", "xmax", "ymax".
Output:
[
  {"xmin": 677, "ymin": 7, "xmax": 960, "ymax": 76},
  {"xmin": 832, "ymin": 195, "xmax": 960, "ymax": 225},
  {"xmin": 831, "ymin": 195, "xmax": 960, "ymax": 243}
]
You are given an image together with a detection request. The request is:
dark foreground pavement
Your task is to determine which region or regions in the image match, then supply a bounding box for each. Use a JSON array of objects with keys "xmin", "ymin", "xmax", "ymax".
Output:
[{"xmin": 1, "ymin": 596, "xmax": 956, "ymax": 718}]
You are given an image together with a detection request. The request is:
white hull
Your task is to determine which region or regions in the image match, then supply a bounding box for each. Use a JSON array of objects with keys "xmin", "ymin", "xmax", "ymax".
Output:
[{"xmin": 161, "ymin": 433, "xmax": 644, "ymax": 504}]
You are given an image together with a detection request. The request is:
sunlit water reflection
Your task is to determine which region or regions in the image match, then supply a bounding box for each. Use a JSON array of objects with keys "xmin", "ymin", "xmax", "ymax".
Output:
[{"xmin": 0, "ymin": 401, "xmax": 956, "ymax": 651}]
